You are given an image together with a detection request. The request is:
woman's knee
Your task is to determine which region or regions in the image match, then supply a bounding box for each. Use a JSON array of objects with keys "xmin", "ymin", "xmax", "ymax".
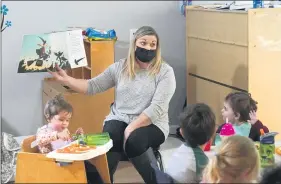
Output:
[
  {"xmin": 103, "ymin": 120, "xmax": 127, "ymax": 152},
  {"xmin": 125, "ymin": 129, "xmax": 148, "ymax": 158}
]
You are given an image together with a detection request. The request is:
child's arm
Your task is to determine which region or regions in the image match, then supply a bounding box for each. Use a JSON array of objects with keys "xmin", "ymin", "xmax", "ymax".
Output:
[
  {"xmin": 36, "ymin": 128, "xmax": 58, "ymax": 147},
  {"xmin": 249, "ymin": 120, "xmax": 268, "ymax": 141}
]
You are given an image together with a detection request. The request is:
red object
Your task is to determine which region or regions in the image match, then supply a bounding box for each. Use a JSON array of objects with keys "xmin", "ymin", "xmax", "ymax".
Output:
[
  {"xmin": 204, "ymin": 140, "xmax": 211, "ymax": 151},
  {"xmin": 220, "ymin": 123, "xmax": 235, "ymax": 136}
]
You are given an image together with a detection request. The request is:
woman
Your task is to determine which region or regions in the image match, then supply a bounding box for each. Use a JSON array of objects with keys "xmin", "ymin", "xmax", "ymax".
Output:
[{"xmin": 49, "ymin": 26, "xmax": 176, "ymax": 183}]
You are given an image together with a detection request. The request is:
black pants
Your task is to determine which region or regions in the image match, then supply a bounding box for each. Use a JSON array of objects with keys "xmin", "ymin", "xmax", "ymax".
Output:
[
  {"xmin": 103, "ymin": 120, "xmax": 165, "ymax": 182},
  {"xmin": 84, "ymin": 161, "xmax": 104, "ymax": 184}
]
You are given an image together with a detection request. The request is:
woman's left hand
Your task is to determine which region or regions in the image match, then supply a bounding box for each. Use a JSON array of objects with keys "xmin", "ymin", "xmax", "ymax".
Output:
[{"xmin": 123, "ymin": 125, "xmax": 135, "ymax": 150}]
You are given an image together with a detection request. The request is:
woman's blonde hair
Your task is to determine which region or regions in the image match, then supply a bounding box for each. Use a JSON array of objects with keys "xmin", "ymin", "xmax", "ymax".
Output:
[
  {"xmin": 203, "ymin": 135, "xmax": 260, "ymax": 183},
  {"xmin": 123, "ymin": 26, "xmax": 163, "ymax": 79}
]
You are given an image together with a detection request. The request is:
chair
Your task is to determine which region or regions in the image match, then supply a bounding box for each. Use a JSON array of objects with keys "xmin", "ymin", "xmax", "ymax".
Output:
[
  {"xmin": 15, "ymin": 135, "xmax": 111, "ymax": 183},
  {"xmin": 121, "ymin": 147, "xmax": 164, "ymax": 171}
]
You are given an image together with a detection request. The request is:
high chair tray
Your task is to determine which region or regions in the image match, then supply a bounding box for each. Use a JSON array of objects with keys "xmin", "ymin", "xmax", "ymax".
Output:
[{"xmin": 46, "ymin": 139, "xmax": 113, "ymax": 161}]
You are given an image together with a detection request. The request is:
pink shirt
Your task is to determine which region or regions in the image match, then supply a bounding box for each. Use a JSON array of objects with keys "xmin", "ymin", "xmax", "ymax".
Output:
[{"xmin": 36, "ymin": 124, "xmax": 70, "ymax": 154}]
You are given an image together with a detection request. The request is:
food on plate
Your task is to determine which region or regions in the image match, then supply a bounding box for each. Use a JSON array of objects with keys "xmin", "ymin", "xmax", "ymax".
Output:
[
  {"xmin": 276, "ymin": 146, "xmax": 281, "ymax": 156},
  {"xmin": 56, "ymin": 143, "xmax": 96, "ymax": 154}
]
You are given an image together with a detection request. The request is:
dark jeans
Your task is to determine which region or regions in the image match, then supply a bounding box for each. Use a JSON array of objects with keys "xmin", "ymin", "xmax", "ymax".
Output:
[{"xmin": 103, "ymin": 120, "xmax": 165, "ymax": 182}]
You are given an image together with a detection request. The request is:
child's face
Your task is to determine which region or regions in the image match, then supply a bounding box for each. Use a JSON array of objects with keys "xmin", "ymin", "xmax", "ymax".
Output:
[
  {"xmin": 49, "ymin": 111, "xmax": 72, "ymax": 131},
  {"xmin": 221, "ymin": 101, "xmax": 239, "ymax": 124}
]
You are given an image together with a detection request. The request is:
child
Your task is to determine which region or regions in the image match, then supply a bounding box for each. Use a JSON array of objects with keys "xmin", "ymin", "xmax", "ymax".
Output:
[
  {"xmin": 36, "ymin": 95, "xmax": 103, "ymax": 184},
  {"xmin": 202, "ymin": 135, "xmax": 260, "ymax": 183},
  {"xmin": 164, "ymin": 103, "xmax": 216, "ymax": 183},
  {"xmin": 216, "ymin": 92, "xmax": 269, "ymax": 144},
  {"xmin": 36, "ymin": 94, "xmax": 83, "ymax": 153}
]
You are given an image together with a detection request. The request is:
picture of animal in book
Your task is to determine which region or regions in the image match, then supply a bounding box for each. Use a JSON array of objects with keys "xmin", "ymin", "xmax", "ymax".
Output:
[{"xmin": 18, "ymin": 30, "xmax": 86, "ymax": 73}]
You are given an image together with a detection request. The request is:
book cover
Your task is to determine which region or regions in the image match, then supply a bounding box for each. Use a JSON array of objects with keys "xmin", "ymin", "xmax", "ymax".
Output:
[{"xmin": 18, "ymin": 29, "xmax": 88, "ymax": 73}]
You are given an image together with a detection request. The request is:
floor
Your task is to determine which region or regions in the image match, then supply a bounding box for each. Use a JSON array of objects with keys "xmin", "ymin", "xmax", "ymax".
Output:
[{"xmin": 114, "ymin": 136, "xmax": 182, "ymax": 183}]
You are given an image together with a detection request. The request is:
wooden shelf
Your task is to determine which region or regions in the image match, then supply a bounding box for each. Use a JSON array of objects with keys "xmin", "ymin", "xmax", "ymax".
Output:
[
  {"xmin": 43, "ymin": 40, "xmax": 115, "ymax": 134},
  {"xmin": 67, "ymin": 40, "xmax": 115, "ymax": 79}
]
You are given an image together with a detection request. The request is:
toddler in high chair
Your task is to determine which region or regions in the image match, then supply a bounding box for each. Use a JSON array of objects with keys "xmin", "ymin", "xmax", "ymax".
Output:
[
  {"xmin": 36, "ymin": 95, "xmax": 104, "ymax": 184},
  {"xmin": 202, "ymin": 135, "xmax": 260, "ymax": 183},
  {"xmin": 36, "ymin": 95, "xmax": 83, "ymax": 154},
  {"xmin": 215, "ymin": 92, "xmax": 269, "ymax": 145}
]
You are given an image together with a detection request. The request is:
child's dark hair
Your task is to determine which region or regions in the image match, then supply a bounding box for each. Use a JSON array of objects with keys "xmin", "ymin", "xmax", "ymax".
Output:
[
  {"xmin": 44, "ymin": 94, "xmax": 73, "ymax": 120},
  {"xmin": 180, "ymin": 103, "xmax": 216, "ymax": 148},
  {"xmin": 260, "ymin": 165, "xmax": 281, "ymax": 184},
  {"xmin": 225, "ymin": 92, "xmax": 258, "ymax": 122}
]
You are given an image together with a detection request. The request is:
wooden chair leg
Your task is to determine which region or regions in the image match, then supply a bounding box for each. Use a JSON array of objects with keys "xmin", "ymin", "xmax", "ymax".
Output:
[{"xmin": 88, "ymin": 154, "xmax": 111, "ymax": 183}]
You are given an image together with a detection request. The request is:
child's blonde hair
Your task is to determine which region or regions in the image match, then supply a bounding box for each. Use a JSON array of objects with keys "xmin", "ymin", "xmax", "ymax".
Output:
[{"xmin": 203, "ymin": 135, "xmax": 260, "ymax": 183}]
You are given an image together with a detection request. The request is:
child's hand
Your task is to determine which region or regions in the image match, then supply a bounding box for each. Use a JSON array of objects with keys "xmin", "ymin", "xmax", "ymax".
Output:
[
  {"xmin": 247, "ymin": 111, "xmax": 258, "ymax": 125},
  {"xmin": 57, "ymin": 130, "xmax": 70, "ymax": 141},
  {"xmin": 75, "ymin": 127, "xmax": 84, "ymax": 135}
]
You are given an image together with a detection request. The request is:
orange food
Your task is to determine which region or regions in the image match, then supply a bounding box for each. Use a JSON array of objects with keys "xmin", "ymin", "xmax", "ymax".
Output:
[
  {"xmin": 276, "ymin": 147, "xmax": 281, "ymax": 156},
  {"xmin": 56, "ymin": 144, "xmax": 96, "ymax": 154}
]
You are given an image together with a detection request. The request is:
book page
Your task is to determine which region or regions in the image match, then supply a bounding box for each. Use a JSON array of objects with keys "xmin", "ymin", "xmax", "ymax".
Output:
[
  {"xmin": 18, "ymin": 33, "xmax": 53, "ymax": 73},
  {"xmin": 66, "ymin": 29, "xmax": 88, "ymax": 69},
  {"xmin": 18, "ymin": 31, "xmax": 72, "ymax": 73},
  {"xmin": 48, "ymin": 32, "xmax": 71, "ymax": 71}
]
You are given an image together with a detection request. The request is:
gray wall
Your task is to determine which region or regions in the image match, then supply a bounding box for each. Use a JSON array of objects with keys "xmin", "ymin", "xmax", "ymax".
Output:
[{"xmin": 2, "ymin": 1, "xmax": 187, "ymax": 136}]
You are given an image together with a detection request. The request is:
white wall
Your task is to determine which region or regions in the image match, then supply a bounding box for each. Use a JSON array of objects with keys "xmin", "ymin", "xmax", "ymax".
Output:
[{"xmin": 1, "ymin": 1, "xmax": 187, "ymax": 136}]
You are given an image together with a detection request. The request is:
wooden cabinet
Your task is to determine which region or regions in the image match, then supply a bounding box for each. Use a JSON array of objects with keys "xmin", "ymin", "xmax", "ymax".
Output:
[
  {"xmin": 43, "ymin": 40, "xmax": 115, "ymax": 134},
  {"xmin": 186, "ymin": 7, "xmax": 281, "ymax": 140}
]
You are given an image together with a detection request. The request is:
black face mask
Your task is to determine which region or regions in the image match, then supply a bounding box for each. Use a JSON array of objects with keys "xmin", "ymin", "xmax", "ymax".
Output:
[{"xmin": 135, "ymin": 46, "xmax": 156, "ymax": 63}]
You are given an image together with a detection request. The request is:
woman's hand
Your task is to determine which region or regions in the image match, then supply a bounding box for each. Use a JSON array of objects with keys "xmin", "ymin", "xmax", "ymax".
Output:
[
  {"xmin": 48, "ymin": 64, "xmax": 71, "ymax": 85},
  {"xmin": 123, "ymin": 125, "xmax": 136, "ymax": 150},
  {"xmin": 247, "ymin": 110, "xmax": 258, "ymax": 125}
]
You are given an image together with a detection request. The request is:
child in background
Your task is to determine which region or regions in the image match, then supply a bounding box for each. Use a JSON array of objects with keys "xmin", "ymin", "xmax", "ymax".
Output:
[
  {"xmin": 202, "ymin": 135, "xmax": 260, "ymax": 183},
  {"xmin": 164, "ymin": 103, "xmax": 216, "ymax": 183},
  {"xmin": 36, "ymin": 94, "xmax": 83, "ymax": 153},
  {"xmin": 216, "ymin": 92, "xmax": 268, "ymax": 145}
]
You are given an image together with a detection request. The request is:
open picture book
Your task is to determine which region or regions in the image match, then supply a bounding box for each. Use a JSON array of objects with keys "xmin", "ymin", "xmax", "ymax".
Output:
[{"xmin": 18, "ymin": 29, "xmax": 88, "ymax": 73}]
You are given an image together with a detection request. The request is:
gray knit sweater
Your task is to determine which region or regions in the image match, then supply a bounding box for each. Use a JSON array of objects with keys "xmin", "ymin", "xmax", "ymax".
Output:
[{"xmin": 87, "ymin": 59, "xmax": 176, "ymax": 139}]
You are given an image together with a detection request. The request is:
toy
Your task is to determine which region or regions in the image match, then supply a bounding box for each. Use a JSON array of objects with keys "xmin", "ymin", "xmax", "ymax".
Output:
[
  {"xmin": 254, "ymin": 142, "xmax": 260, "ymax": 150},
  {"xmin": 215, "ymin": 118, "xmax": 235, "ymax": 146},
  {"xmin": 204, "ymin": 140, "xmax": 211, "ymax": 151},
  {"xmin": 220, "ymin": 118, "xmax": 235, "ymax": 140},
  {"xmin": 259, "ymin": 131, "xmax": 279, "ymax": 168},
  {"xmin": 72, "ymin": 132, "xmax": 110, "ymax": 146}
]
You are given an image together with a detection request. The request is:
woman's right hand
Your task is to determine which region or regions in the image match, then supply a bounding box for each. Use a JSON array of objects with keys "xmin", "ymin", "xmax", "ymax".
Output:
[{"xmin": 48, "ymin": 64, "xmax": 71, "ymax": 85}]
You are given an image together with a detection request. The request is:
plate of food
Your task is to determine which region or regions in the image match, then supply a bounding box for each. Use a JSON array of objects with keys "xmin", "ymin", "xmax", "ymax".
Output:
[
  {"xmin": 46, "ymin": 139, "xmax": 113, "ymax": 161},
  {"xmin": 56, "ymin": 143, "xmax": 96, "ymax": 154}
]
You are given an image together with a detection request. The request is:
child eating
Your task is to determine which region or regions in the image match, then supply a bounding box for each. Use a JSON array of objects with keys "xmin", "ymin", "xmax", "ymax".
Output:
[
  {"xmin": 164, "ymin": 103, "xmax": 216, "ymax": 183},
  {"xmin": 36, "ymin": 94, "xmax": 83, "ymax": 153},
  {"xmin": 202, "ymin": 135, "xmax": 260, "ymax": 183},
  {"xmin": 36, "ymin": 95, "xmax": 103, "ymax": 184},
  {"xmin": 216, "ymin": 92, "xmax": 269, "ymax": 145}
]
